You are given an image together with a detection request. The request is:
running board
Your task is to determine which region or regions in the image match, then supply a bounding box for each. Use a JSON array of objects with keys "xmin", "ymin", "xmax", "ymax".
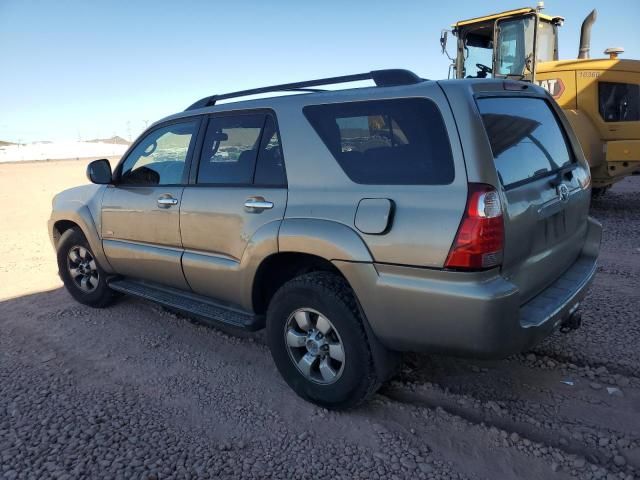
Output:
[{"xmin": 108, "ymin": 278, "xmax": 264, "ymax": 331}]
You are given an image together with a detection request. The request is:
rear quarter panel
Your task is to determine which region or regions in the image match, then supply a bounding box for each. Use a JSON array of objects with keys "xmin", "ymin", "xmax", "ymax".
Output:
[{"xmin": 274, "ymin": 82, "xmax": 468, "ymax": 268}]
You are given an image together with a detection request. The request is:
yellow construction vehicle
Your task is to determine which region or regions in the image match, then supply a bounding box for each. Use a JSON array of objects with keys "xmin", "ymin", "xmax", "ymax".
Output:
[{"xmin": 440, "ymin": 3, "xmax": 640, "ymax": 195}]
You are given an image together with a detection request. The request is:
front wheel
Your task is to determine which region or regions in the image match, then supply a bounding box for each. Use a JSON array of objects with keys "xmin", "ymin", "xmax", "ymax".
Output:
[
  {"xmin": 57, "ymin": 228, "xmax": 114, "ymax": 308},
  {"xmin": 591, "ymin": 186, "xmax": 610, "ymax": 198},
  {"xmin": 266, "ymin": 272, "xmax": 381, "ymax": 409}
]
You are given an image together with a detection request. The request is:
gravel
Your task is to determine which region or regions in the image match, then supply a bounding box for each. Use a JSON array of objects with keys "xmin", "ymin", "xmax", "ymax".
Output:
[{"xmin": 1, "ymin": 176, "xmax": 639, "ymax": 479}]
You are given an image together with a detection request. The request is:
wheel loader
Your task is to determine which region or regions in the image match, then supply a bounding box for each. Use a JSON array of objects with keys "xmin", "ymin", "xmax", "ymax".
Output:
[{"xmin": 440, "ymin": 3, "xmax": 640, "ymax": 195}]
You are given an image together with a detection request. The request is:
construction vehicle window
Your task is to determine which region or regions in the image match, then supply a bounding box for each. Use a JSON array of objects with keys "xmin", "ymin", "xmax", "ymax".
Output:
[
  {"xmin": 303, "ymin": 98, "xmax": 454, "ymax": 185},
  {"xmin": 463, "ymin": 32, "xmax": 493, "ymax": 78},
  {"xmin": 496, "ymin": 16, "xmax": 535, "ymax": 76},
  {"xmin": 599, "ymin": 82, "xmax": 640, "ymax": 122},
  {"xmin": 536, "ymin": 22, "xmax": 557, "ymax": 62}
]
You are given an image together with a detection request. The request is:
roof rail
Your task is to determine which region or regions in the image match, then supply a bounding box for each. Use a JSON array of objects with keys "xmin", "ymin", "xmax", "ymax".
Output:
[{"xmin": 185, "ymin": 69, "xmax": 424, "ymax": 111}]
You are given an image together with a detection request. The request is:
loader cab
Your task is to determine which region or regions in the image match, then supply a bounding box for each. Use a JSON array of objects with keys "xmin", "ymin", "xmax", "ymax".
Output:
[{"xmin": 446, "ymin": 8, "xmax": 562, "ymax": 81}]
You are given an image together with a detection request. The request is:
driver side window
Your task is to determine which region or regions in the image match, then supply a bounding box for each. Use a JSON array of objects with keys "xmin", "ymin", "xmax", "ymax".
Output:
[{"xmin": 119, "ymin": 120, "xmax": 198, "ymax": 185}]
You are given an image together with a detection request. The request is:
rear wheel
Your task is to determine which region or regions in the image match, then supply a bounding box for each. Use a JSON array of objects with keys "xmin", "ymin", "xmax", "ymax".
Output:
[
  {"xmin": 266, "ymin": 272, "xmax": 381, "ymax": 409},
  {"xmin": 57, "ymin": 228, "xmax": 114, "ymax": 308}
]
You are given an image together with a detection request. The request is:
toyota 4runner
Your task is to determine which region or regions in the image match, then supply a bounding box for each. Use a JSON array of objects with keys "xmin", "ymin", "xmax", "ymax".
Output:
[{"xmin": 49, "ymin": 69, "xmax": 601, "ymax": 409}]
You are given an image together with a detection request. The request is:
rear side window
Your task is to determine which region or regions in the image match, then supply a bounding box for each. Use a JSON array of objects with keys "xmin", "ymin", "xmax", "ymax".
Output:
[
  {"xmin": 197, "ymin": 113, "xmax": 286, "ymax": 186},
  {"xmin": 477, "ymin": 97, "xmax": 573, "ymax": 188},
  {"xmin": 303, "ymin": 98, "xmax": 454, "ymax": 185},
  {"xmin": 198, "ymin": 114, "xmax": 264, "ymax": 184},
  {"xmin": 599, "ymin": 82, "xmax": 640, "ymax": 122},
  {"xmin": 254, "ymin": 116, "xmax": 286, "ymax": 186}
]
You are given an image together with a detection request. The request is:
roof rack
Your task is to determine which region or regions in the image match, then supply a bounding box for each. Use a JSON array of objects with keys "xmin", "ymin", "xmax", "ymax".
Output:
[{"xmin": 185, "ymin": 69, "xmax": 424, "ymax": 111}]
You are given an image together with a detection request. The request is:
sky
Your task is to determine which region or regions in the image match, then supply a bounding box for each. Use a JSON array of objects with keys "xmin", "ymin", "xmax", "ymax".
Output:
[{"xmin": 1, "ymin": 0, "xmax": 639, "ymax": 143}]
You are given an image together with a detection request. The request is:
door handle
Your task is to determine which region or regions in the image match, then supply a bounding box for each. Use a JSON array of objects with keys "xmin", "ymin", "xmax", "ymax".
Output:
[
  {"xmin": 157, "ymin": 196, "xmax": 178, "ymax": 208},
  {"xmin": 244, "ymin": 197, "xmax": 274, "ymax": 212}
]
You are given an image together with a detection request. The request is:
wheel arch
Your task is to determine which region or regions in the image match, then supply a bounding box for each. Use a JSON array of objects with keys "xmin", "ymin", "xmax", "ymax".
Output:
[
  {"xmin": 278, "ymin": 218, "xmax": 374, "ymax": 263},
  {"xmin": 49, "ymin": 205, "xmax": 113, "ymax": 273},
  {"xmin": 251, "ymin": 252, "xmax": 344, "ymax": 316}
]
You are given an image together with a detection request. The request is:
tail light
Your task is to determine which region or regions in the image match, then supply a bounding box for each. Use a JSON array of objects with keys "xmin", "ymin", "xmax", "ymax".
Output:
[{"xmin": 445, "ymin": 184, "xmax": 504, "ymax": 270}]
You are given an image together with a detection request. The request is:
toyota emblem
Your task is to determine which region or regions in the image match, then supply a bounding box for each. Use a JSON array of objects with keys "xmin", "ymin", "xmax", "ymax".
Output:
[{"xmin": 557, "ymin": 183, "xmax": 569, "ymax": 203}]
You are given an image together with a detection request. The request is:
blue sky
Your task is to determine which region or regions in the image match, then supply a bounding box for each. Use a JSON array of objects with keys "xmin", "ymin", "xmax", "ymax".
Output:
[{"xmin": 1, "ymin": 0, "xmax": 638, "ymax": 143}]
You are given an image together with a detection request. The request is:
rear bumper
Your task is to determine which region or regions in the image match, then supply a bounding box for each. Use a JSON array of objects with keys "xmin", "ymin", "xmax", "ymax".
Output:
[{"xmin": 336, "ymin": 216, "xmax": 602, "ymax": 358}]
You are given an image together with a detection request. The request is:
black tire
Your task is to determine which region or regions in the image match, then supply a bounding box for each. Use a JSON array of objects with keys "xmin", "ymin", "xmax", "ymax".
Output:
[
  {"xmin": 591, "ymin": 187, "xmax": 609, "ymax": 198},
  {"xmin": 266, "ymin": 272, "xmax": 381, "ymax": 409},
  {"xmin": 57, "ymin": 228, "xmax": 114, "ymax": 308}
]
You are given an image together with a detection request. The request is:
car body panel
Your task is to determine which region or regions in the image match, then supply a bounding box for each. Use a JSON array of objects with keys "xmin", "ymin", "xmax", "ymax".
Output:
[
  {"xmin": 270, "ymin": 82, "xmax": 468, "ymax": 268},
  {"xmin": 101, "ymin": 185, "xmax": 188, "ymax": 289},
  {"xmin": 179, "ymin": 186, "xmax": 287, "ymax": 308},
  {"xmin": 335, "ymin": 216, "xmax": 601, "ymax": 356},
  {"xmin": 439, "ymin": 80, "xmax": 594, "ymax": 302},
  {"xmin": 48, "ymin": 184, "xmax": 114, "ymax": 273}
]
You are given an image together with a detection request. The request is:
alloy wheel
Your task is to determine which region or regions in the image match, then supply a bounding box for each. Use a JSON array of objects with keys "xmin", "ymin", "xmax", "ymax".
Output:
[
  {"xmin": 284, "ymin": 308, "xmax": 346, "ymax": 385},
  {"xmin": 67, "ymin": 245, "xmax": 99, "ymax": 293}
]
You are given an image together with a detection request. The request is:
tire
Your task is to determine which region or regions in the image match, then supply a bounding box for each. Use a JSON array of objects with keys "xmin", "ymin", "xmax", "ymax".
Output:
[
  {"xmin": 591, "ymin": 187, "xmax": 609, "ymax": 198},
  {"xmin": 57, "ymin": 228, "xmax": 114, "ymax": 308},
  {"xmin": 266, "ymin": 272, "xmax": 381, "ymax": 409}
]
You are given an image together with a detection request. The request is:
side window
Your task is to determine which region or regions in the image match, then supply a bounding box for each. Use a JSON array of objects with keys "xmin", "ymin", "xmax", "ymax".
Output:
[
  {"xmin": 495, "ymin": 16, "xmax": 535, "ymax": 76},
  {"xmin": 197, "ymin": 114, "xmax": 265, "ymax": 184},
  {"xmin": 303, "ymin": 98, "xmax": 455, "ymax": 185},
  {"xmin": 254, "ymin": 116, "xmax": 286, "ymax": 186},
  {"xmin": 119, "ymin": 121, "xmax": 198, "ymax": 185},
  {"xmin": 599, "ymin": 82, "xmax": 640, "ymax": 122}
]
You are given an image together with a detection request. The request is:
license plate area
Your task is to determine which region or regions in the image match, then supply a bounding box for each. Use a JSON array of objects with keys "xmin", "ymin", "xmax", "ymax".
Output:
[{"xmin": 546, "ymin": 209, "xmax": 567, "ymax": 242}]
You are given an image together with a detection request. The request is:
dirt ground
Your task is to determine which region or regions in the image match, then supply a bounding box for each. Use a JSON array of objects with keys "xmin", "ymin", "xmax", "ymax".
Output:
[{"xmin": 0, "ymin": 160, "xmax": 639, "ymax": 479}]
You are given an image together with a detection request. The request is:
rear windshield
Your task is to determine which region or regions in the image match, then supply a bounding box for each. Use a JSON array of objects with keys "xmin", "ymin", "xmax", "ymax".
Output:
[
  {"xmin": 477, "ymin": 97, "xmax": 573, "ymax": 188},
  {"xmin": 303, "ymin": 98, "xmax": 454, "ymax": 185}
]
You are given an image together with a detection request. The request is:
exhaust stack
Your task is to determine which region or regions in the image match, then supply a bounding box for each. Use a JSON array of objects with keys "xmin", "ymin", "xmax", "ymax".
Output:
[{"xmin": 578, "ymin": 9, "xmax": 597, "ymax": 59}]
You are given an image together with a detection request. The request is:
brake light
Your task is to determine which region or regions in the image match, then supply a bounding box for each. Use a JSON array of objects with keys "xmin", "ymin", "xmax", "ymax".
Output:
[{"xmin": 445, "ymin": 184, "xmax": 504, "ymax": 270}]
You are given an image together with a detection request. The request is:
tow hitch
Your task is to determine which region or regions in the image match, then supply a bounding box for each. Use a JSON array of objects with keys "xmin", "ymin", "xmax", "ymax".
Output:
[{"xmin": 560, "ymin": 311, "xmax": 582, "ymax": 333}]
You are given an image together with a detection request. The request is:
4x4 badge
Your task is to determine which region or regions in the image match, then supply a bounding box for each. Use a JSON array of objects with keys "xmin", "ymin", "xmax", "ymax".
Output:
[{"xmin": 557, "ymin": 183, "xmax": 570, "ymax": 203}]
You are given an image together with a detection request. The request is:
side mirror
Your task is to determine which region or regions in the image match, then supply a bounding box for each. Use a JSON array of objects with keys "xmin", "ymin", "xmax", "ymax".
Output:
[
  {"xmin": 87, "ymin": 159, "xmax": 112, "ymax": 184},
  {"xmin": 440, "ymin": 29, "xmax": 455, "ymax": 63},
  {"xmin": 440, "ymin": 30, "xmax": 448, "ymax": 54}
]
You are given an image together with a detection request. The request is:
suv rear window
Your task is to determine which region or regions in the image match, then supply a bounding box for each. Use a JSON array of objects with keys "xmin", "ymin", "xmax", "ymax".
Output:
[
  {"xmin": 477, "ymin": 97, "xmax": 573, "ymax": 188},
  {"xmin": 303, "ymin": 98, "xmax": 454, "ymax": 185}
]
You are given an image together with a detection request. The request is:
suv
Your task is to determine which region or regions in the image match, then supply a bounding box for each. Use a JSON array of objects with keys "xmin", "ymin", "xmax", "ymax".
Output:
[{"xmin": 49, "ymin": 69, "xmax": 601, "ymax": 409}]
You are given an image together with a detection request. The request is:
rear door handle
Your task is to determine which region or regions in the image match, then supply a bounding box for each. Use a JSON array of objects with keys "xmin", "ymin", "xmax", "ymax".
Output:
[
  {"xmin": 244, "ymin": 197, "xmax": 274, "ymax": 212},
  {"xmin": 157, "ymin": 196, "xmax": 178, "ymax": 208}
]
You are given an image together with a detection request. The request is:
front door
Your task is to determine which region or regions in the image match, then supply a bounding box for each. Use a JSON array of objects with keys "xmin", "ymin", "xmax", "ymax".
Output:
[
  {"xmin": 180, "ymin": 112, "xmax": 287, "ymax": 308},
  {"xmin": 102, "ymin": 118, "xmax": 201, "ymax": 289}
]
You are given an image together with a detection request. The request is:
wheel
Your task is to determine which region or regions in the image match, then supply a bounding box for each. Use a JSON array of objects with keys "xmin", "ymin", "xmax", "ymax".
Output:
[
  {"xmin": 591, "ymin": 186, "xmax": 609, "ymax": 198},
  {"xmin": 57, "ymin": 228, "xmax": 114, "ymax": 308},
  {"xmin": 266, "ymin": 272, "xmax": 381, "ymax": 409}
]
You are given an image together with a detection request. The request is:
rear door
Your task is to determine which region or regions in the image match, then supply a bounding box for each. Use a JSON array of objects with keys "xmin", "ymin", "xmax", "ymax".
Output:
[
  {"xmin": 179, "ymin": 111, "xmax": 287, "ymax": 307},
  {"xmin": 477, "ymin": 95, "xmax": 591, "ymax": 302}
]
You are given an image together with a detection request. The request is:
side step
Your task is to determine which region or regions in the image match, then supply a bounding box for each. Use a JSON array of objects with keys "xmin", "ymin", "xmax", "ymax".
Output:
[{"xmin": 108, "ymin": 278, "xmax": 264, "ymax": 331}]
